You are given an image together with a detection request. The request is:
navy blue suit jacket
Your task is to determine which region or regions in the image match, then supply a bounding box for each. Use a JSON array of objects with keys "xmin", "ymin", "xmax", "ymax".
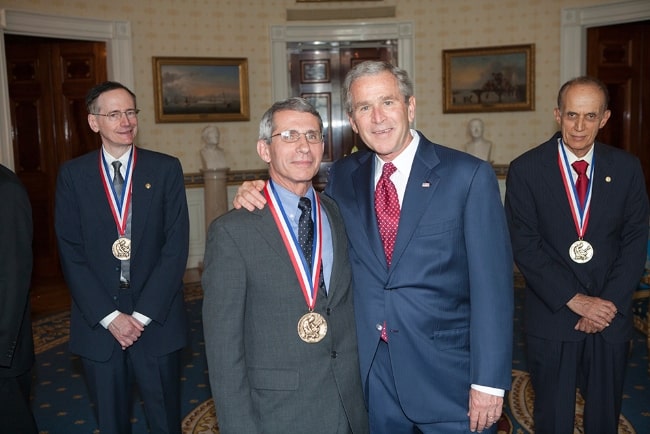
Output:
[
  {"xmin": 55, "ymin": 148, "xmax": 189, "ymax": 361},
  {"xmin": 326, "ymin": 132, "xmax": 514, "ymax": 423},
  {"xmin": 505, "ymin": 133, "xmax": 649, "ymax": 343}
]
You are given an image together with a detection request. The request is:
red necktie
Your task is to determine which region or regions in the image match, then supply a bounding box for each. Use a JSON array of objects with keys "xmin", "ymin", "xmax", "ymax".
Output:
[
  {"xmin": 375, "ymin": 163, "xmax": 399, "ymax": 343},
  {"xmin": 375, "ymin": 162, "xmax": 400, "ymax": 267},
  {"xmin": 572, "ymin": 160, "xmax": 589, "ymax": 206}
]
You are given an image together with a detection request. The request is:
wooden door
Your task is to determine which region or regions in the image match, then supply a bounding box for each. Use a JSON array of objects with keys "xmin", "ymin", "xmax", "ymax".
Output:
[
  {"xmin": 289, "ymin": 44, "xmax": 396, "ymax": 188},
  {"xmin": 587, "ymin": 21, "xmax": 650, "ymax": 193},
  {"xmin": 5, "ymin": 35, "xmax": 106, "ymax": 289}
]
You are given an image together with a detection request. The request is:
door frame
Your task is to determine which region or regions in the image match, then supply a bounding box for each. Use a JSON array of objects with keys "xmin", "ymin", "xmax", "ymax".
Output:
[
  {"xmin": 270, "ymin": 21, "xmax": 414, "ymax": 119},
  {"xmin": 0, "ymin": 9, "xmax": 134, "ymax": 169},
  {"xmin": 560, "ymin": 0, "xmax": 650, "ymax": 86}
]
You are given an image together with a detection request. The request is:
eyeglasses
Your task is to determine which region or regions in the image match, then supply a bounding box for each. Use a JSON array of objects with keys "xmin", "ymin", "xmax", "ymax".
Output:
[
  {"xmin": 270, "ymin": 130, "xmax": 323, "ymax": 144},
  {"xmin": 91, "ymin": 109, "xmax": 140, "ymax": 122}
]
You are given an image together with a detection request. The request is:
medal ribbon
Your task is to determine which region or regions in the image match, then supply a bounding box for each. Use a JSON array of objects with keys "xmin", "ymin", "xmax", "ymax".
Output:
[
  {"xmin": 264, "ymin": 180, "xmax": 322, "ymax": 310},
  {"xmin": 557, "ymin": 139, "xmax": 594, "ymax": 239},
  {"xmin": 100, "ymin": 147, "xmax": 135, "ymax": 237}
]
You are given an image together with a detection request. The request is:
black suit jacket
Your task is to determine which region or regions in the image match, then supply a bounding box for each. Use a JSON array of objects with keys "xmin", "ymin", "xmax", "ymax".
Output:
[
  {"xmin": 0, "ymin": 164, "xmax": 34, "ymax": 377},
  {"xmin": 55, "ymin": 148, "xmax": 190, "ymax": 361},
  {"xmin": 505, "ymin": 133, "xmax": 649, "ymax": 342}
]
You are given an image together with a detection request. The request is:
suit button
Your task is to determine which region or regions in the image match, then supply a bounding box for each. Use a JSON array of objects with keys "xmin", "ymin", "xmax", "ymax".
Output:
[
  {"xmin": 376, "ymin": 323, "xmax": 383, "ymax": 331},
  {"xmin": 326, "ymin": 308, "xmax": 331, "ymax": 315},
  {"xmin": 331, "ymin": 351, "xmax": 337, "ymax": 358}
]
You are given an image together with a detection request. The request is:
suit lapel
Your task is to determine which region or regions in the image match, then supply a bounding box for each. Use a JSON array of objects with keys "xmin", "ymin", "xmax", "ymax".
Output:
[
  {"xmin": 539, "ymin": 139, "xmax": 576, "ymax": 227},
  {"xmin": 585, "ymin": 143, "xmax": 614, "ymax": 236},
  {"xmin": 83, "ymin": 151, "xmax": 116, "ymax": 230},
  {"xmin": 129, "ymin": 149, "xmax": 154, "ymax": 258},
  {"xmin": 390, "ymin": 139, "xmax": 439, "ymax": 270},
  {"xmin": 255, "ymin": 206, "xmax": 296, "ymax": 269},
  {"xmin": 351, "ymin": 154, "xmax": 387, "ymax": 269}
]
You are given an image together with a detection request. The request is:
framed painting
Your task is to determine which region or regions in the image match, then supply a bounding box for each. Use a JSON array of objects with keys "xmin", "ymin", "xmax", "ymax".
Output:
[
  {"xmin": 442, "ymin": 44, "xmax": 534, "ymax": 113},
  {"xmin": 152, "ymin": 57, "xmax": 250, "ymax": 123},
  {"xmin": 301, "ymin": 92, "xmax": 332, "ymax": 161},
  {"xmin": 301, "ymin": 60, "xmax": 330, "ymax": 84}
]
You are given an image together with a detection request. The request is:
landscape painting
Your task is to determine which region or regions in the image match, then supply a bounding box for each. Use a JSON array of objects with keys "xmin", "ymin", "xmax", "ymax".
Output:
[
  {"xmin": 442, "ymin": 44, "xmax": 534, "ymax": 113},
  {"xmin": 153, "ymin": 57, "xmax": 250, "ymax": 122}
]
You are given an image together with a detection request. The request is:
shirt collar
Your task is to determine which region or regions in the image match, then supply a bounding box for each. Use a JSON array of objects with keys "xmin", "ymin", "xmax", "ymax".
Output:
[
  {"xmin": 374, "ymin": 129, "xmax": 420, "ymax": 181},
  {"xmin": 562, "ymin": 142, "xmax": 594, "ymax": 168},
  {"xmin": 102, "ymin": 145, "xmax": 133, "ymax": 169}
]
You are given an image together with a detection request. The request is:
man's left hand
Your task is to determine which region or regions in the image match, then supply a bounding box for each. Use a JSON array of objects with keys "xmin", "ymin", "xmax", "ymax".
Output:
[{"xmin": 468, "ymin": 388, "xmax": 503, "ymax": 432}]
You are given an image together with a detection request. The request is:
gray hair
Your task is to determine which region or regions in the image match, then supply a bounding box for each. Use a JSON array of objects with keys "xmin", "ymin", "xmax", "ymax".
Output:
[
  {"xmin": 258, "ymin": 97, "xmax": 323, "ymax": 144},
  {"xmin": 342, "ymin": 61, "xmax": 414, "ymax": 114}
]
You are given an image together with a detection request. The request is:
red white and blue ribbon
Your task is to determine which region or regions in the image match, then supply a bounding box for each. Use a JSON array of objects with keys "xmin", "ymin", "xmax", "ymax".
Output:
[
  {"xmin": 264, "ymin": 180, "xmax": 322, "ymax": 310},
  {"xmin": 99, "ymin": 146, "xmax": 135, "ymax": 237},
  {"xmin": 557, "ymin": 138, "xmax": 594, "ymax": 239}
]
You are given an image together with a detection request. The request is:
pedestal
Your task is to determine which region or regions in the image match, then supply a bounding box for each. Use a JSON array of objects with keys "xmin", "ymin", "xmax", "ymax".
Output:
[{"xmin": 202, "ymin": 168, "xmax": 229, "ymax": 229}]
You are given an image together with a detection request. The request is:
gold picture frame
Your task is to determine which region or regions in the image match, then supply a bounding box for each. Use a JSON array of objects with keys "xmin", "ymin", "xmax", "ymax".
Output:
[
  {"xmin": 152, "ymin": 57, "xmax": 250, "ymax": 123},
  {"xmin": 442, "ymin": 44, "xmax": 534, "ymax": 113}
]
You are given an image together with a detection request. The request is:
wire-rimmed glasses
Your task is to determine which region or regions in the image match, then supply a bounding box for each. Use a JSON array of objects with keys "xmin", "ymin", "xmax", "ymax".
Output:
[
  {"xmin": 91, "ymin": 109, "xmax": 140, "ymax": 122},
  {"xmin": 270, "ymin": 130, "xmax": 323, "ymax": 144}
]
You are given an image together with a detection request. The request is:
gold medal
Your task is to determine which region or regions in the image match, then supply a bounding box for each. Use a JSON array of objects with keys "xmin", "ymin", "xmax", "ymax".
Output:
[
  {"xmin": 297, "ymin": 312, "xmax": 327, "ymax": 343},
  {"xmin": 112, "ymin": 237, "xmax": 131, "ymax": 261},
  {"xmin": 569, "ymin": 239, "xmax": 593, "ymax": 263}
]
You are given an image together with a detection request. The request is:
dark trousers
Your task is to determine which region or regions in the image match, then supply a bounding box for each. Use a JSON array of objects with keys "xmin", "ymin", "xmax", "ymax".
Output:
[
  {"xmin": 0, "ymin": 370, "xmax": 38, "ymax": 434},
  {"xmin": 82, "ymin": 343, "xmax": 182, "ymax": 434},
  {"xmin": 527, "ymin": 334, "xmax": 628, "ymax": 434}
]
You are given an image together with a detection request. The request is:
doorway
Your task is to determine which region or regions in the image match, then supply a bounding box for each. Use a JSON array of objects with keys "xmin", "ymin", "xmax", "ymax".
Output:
[
  {"xmin": 587, "ymin": 21, "xmax": 650, "ymax": 193},
  {"xmin": 5, "ymin": 34, "xmax": 107, "ymax": 314},
  {"xmin": 0, "ymin": 9, "xmax": 134, "ymax": 317},
  {"xmin": 288, "ymin": 40, "xmax": 397, "ymax": 186},
  {"xmin": 560, "ymin": 1, "xmax": 650, "ymax": 192}
]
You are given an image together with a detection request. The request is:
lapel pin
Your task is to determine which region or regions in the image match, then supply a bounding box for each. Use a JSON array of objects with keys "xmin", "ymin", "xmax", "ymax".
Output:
[
  {"xmin": 605, "ymin": 176, "xmax": 611, "ymax": 183},
  {"xmin": 145, "ymin": 183, "xmax": 152, "ymax": 189},
  {"xmin": 422, "ymin": 182, "xmax": 431, "ymax": 188}
]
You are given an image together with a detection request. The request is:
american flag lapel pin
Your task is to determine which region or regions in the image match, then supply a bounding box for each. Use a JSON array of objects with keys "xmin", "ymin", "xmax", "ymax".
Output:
[{"xmin": 421, "ymin": 181, "xmax": 431, "ymax": 188}]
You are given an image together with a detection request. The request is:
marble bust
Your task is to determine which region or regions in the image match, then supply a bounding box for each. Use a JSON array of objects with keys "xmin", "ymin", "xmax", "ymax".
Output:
[
  {"xmin": 465, "ymin": 118, "xmax": 493, "ymax": 162},
  {"xmin": 200, "ymin": 125, "xmax": 227, "ymax": 170}
]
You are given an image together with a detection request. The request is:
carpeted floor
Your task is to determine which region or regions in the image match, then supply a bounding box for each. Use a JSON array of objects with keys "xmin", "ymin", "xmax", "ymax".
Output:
[{"xmin": 31, "ymin": 283, "xmax": 649, "ymax": 434}]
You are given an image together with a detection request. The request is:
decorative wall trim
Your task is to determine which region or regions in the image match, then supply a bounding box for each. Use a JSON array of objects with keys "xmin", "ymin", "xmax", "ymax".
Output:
[
  {"xmin": 184, "ymin": 169, "xmax": 269, "ymax": 188},
  {"xmin": 287, "ymin": 7, "xmax": 396, "ymax": 21},
  {"xmin": 560, "ymin": 0, "xmax": 650, "ymax": 86}
]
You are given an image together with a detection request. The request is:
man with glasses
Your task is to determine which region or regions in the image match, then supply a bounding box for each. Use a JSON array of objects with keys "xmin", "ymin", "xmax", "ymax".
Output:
[
  {"xmin": 505, "ymin": 76, "xmax": 649, "ymax": 433},
  {"xmin": 202, "ymin": 97, "xmax": 368, "ymax": 434},
  {"xmin": 234, "ymin": 61, "xmax": 513, "ymax": 433},
  {"xmin": 55, "ymin": 81, "xmax": 190, "ymax": 434}
]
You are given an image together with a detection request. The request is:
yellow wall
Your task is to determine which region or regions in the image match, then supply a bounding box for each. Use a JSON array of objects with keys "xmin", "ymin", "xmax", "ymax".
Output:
[{"xmin": 0, "ymin": 0, "xmax": 610, "ymax": 172}]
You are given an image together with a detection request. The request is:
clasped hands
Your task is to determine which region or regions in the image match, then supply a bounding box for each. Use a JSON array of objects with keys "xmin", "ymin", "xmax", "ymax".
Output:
[
  {"xmin": 108, "ymin": 312, "xmax": 145, "ymax": 350},
  {"xmin": 567, "ymin": 293, "xmax": 617, "ymax": 333}
]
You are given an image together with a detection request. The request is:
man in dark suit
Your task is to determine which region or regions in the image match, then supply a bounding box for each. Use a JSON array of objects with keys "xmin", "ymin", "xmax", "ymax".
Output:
[
  {"xmin": 505, "ymin": 76, "xmax": 649, "ymax": 433},
  {"xmin": 234, "ymin": 62, "xmax": 514, "ymax": 433},
  {"xmin": 0, "ymin": 164, "xmax": 38, "ymax": 434},
  {"xmin": 202, "ymin": 97, "xmax": 368, "ymax": 434},
  {"xmin": 55, "ymin": 81, "xmax": 190, "ymax": 434}
]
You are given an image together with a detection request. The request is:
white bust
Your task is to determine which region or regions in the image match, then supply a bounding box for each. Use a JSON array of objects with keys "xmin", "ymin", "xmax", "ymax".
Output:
[
  {"xmin": 465, "ymin": 118, "xmax": 492, "ymax": 162},
  {"xmin": 200, "ymin": 125, "xmax": 227, "ymax": 170}
]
